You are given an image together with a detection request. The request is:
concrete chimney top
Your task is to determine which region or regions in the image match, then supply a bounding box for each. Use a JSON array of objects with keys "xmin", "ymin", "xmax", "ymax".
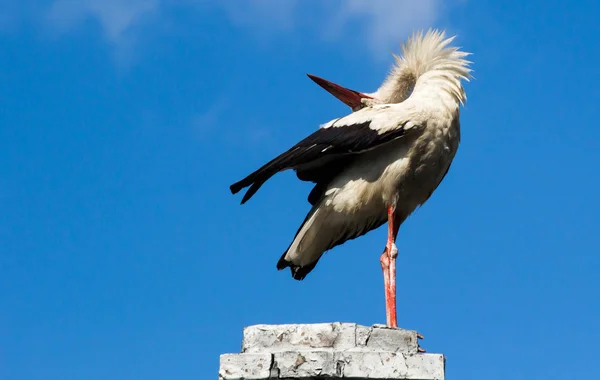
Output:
[{"xmin": 219, "ymin": 322, "xmax": 445, "ymax": 379}]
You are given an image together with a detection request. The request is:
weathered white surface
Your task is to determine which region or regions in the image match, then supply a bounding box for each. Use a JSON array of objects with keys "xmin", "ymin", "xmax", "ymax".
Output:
[
  {"xmin": 342, "ymin": 352, "xmax": 444, "ymax": 380},
  {"xmin": 219, "ymin": 351, "xmax": 444, "ymax": 379},
  {"xmin": 274, "ymin": 351, "xmax": 338, "ymax": 378},
  {"xmin": 243, "ymin": 322, "xmax": 419, "ymax": 354},
  {"xmin": 220, "ymin": 323, "xmax": 444, "ymax": 379},
  {"xmin": 219, "ymin": 353, "xmax": 272, "ymax": 380},
  {"xmin": 366, "ymin": 325, "xmax": 419, "ymax": 353},
  {"xmin": 356, "ymin": 324, "xmax": 371, "ymax": 346}
]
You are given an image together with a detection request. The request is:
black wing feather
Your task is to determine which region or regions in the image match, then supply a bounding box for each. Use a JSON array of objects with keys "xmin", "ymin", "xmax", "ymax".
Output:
[{"xmin": 230, "ymin": 121, "xmax": 408, "ymax": 204}]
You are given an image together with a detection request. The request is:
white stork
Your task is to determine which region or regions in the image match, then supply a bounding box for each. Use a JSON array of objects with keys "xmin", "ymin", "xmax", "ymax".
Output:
[{"xmin": 230, "ymin": 30, "xmax": 472, "ymax": 327}]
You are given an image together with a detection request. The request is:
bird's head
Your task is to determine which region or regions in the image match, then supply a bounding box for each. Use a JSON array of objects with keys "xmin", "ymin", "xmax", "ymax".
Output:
[
  {"xmin": 308, "ymin": 30, "xmax": 472, "ymax": 110},
  {"xmin": 307, "ymin": 52, "xmax": 419, "ymax": 112},
  {"xmin": 306, "ymin": 74, "xmax": 375, "ymax": 112},
  {"xmin": 306, "ymin": 62, "xmax": 415, "ymax": 111}
]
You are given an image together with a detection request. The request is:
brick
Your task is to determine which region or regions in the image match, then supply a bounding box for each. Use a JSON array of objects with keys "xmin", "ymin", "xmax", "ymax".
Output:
[
  {"xmin": 366, "ymin": 325, "xmax": 419, "ymax": 354},
  {"xmin": 341, "ymin": 352, "xmax": 444, "ymax": 379},
  {"xmin": 242, "ymin": 323, "xmax": 419, "ymax": 354},
  {"xmin": 219, "ymin": 353, "xmax": 272, "ymax": 380}
]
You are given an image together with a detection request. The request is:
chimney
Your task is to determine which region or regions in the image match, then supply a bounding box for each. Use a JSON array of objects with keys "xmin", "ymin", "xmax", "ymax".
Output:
[{"xmin": 219, "ymin": 322, "xmax": 445, "ymax": 379}]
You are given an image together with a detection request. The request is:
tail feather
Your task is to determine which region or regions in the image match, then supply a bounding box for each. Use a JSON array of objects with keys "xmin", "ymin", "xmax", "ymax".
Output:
[
  {"xmin": 277, "ymin": 253, "xmax": 319, "ymax": 281},
  {"xmin": 276, "ymin": 207, "xmax": 321, "ymax": 281},
  {"xmin": 229, "ymin": 149, "xmax": 299, "ymax": 203},
  {"xmin": 229, "ymin": 181, "xmax": 246, "ymax": 195},
  {"xmin": 229, "ymin": 172, "xmax": 274, "ymax": 204},
  {"xmin": 278, "ymin": 211, "xmax": 387, "ymax": 281}
]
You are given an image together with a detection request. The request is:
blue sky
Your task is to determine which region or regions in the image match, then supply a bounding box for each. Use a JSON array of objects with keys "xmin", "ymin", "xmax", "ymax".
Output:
[{"xmin": 1, "ymin": 0, "xmax": 600, "ymax": 379}]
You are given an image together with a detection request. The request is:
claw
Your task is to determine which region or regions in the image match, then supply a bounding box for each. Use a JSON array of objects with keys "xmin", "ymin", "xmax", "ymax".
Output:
[
  {"xmin": 417, "ymin": 333, "xmax": 424, "ymax": 340},
  {"xmin": 418, "ymin": 347, "xmax": 426, "ymax": 353}
]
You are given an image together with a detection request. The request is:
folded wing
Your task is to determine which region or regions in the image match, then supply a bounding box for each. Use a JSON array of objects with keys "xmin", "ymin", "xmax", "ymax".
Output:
[{"xmin": 230, "ymin": 106, "xmax": 421, "ymax": 204}]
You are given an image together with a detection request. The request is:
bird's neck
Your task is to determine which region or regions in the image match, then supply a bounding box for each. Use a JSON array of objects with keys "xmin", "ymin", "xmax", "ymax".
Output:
[
  {"xmin": 377, "ymin": 70, "xmax": 417, "ymax": 104},
  {"xmin": 410, "ymin": 72, "xmax": 465, "ymax": 113}
]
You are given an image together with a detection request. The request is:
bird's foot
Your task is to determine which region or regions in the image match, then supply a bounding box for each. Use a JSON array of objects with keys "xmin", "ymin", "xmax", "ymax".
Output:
[{"xmin": 416, "ymin": 332, "xmax": 426, "ymax": 353}]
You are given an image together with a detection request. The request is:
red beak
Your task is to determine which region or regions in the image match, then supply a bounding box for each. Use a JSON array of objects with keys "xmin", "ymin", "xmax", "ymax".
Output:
[{"xmin": 307, "ymin": 74, "xmax": 372, "ymax": 109}]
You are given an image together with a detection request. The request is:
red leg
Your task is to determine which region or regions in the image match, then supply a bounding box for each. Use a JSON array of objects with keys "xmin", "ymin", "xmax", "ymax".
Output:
[
  {"xmin": 385, "ymin": 206, "xmax": 400, "ymax": 328},
  {"xmin": 380, "ymin": 249, "xmax": 391, "ymax": 326}
]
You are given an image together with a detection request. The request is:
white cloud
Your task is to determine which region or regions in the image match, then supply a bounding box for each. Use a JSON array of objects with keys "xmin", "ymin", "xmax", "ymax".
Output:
[
  {"xmin": 41, "ymin": 0, "xmax": 299, "ymax": 62},
  {"xmin": 46, "ymin": 0, "xmax": 160, "ymax": 64},
  {"xmin": 1, "ymin": 0, "xmax": 452, "ymax": 63},
  {"xmin": 334, "ymin": 0, "xmax": 441, "ymax": 54},
  {"xmin": 47, "ymin": 0, "xmax": 158, "ymax": 41},
  {"xmin": 217, "ymin": 0, "xmax": 299, "ymax": 31},
  {"xmin": 213, "ymin": 0, "xmax": 444, "ymax": 56}
]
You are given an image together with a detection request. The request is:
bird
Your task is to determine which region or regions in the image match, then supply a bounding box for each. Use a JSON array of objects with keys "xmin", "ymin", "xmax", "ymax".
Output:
[{"xmin": 230, "ymin": 29, "xmax": 472, "ymax": 327}]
